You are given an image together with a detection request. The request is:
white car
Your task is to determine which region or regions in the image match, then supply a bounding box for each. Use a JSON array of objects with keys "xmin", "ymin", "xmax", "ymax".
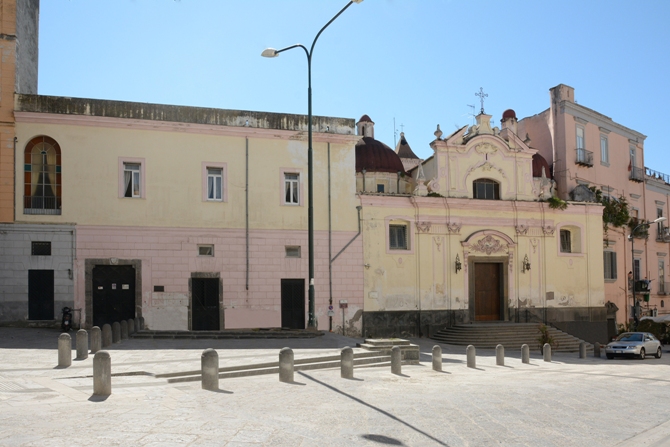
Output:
[{"xmin": 605, "ymin": 332, "xmax": 662, "ymax": 360}]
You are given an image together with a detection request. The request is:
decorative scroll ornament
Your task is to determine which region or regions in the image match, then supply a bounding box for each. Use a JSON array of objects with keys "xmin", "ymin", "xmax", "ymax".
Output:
[
  {"xmin": 471, "ymin": 235, "xmax": 506, "ymax": 255},
  {"xmin": 508, "ymin": 252, "xmax": 514, "ymax": 272},
  {"xmin": 530, "ymin": 238, "xmax": 538, "ymax": 253},
  {"xmin": 542, "ymin": 225, "xmax": 555, "ymax": 236},
  {"xmin": 447, "ymin": 222, "xmax": 462, "ymax": 234},
  {"xmin": 466, "ymin": 160, "xmax": 507, "ymax": 179},
  {"xmin": 417, "ymin": 221, "xmax": 432, "ymax": 233},
  {"xmin": 433, "ymin": 237, "xmax": 442, "ymax": 251},
  {"xmin": 475, "ymin": 142, "xmax": 498, "ymax": 155},
  {"xmin": 515, "ymin": 225, "xmax": 529, "ymax": 235}
]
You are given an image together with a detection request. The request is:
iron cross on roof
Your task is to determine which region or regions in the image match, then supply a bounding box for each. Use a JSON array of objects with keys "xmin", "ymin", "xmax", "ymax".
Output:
[{"xmin": 475, "ymin": 87, "xmax": 488, "ymax": 114}]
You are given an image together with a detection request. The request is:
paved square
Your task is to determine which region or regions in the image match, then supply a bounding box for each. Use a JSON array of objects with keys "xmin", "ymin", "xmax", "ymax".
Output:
[{"xmin": 1, "ymin": 328, "xmax": 669, "ymax": 446}]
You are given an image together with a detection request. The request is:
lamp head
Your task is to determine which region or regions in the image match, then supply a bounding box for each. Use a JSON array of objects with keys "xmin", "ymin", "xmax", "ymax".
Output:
[
  {"xmin": 352, "ymin": 0, "xmax": 364, "ymax": 3},
  {"xmin": 654, "ymin": 217, "xmax": 668, "ymax": 224},
  {"xmin": 261, "ymin": 48, "xmax": 278, "ymax": 58}
]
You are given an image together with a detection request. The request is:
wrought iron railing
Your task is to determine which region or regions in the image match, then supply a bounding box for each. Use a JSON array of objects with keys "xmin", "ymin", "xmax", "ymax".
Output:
[
  {"xmin": 23, "ymin": 196, "xmax": 61, "ymax": 215},
  {"xmin": 646, "ymin": 167, "xmax": 670, "ymax": 184},
  {"xmin": 657, "ymin": 226, "xmax": 670, "ymax": 243},
  {"xmin": 575, "ymin": 148, "xmax": 593, "ymax": 166},
  {"xmin": 629, "ymin": 166, "xmax": 644, "ymax": 182}
]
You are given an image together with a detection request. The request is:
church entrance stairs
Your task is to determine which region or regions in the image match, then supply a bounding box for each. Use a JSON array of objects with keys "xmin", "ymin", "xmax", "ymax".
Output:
[{"xmin": 431, "ymin": 323, "xmax": 592, "ymax": 353}]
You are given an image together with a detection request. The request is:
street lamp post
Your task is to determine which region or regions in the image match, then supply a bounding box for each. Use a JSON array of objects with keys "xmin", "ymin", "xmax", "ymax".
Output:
[
  {"xmin": 262, "ymin": 1, "xmax": 363, "ymax": 330},
  {"xmin": 629, "ymin": 216, "xmax": 666, "ymax": 324}
]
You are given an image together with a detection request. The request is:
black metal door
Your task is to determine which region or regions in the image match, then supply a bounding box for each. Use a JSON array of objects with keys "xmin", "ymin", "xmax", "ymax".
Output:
[
  {"xmin": 28, "ymin": 270, "xmax": 54, "ymax": 320},
  {"xmin": 192, "ymin": 278, "xmax": 220, "ymax": 331},
  {"xmin": 92, "ymin": 265, "xmax": 136, "ymax": 328},
  {"xmin": 281, "ymin": 279, "xmax": 305, "ymax": 329}
]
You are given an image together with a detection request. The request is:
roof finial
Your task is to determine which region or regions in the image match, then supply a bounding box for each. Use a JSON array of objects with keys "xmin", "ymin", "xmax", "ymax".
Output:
[
  {"xmin": 475, "ymin": 87, "xmax": 488, "ymax": 114},
  {"xmin": 434, "ymin": 124, "xmax": 443, "ymax": 140}
]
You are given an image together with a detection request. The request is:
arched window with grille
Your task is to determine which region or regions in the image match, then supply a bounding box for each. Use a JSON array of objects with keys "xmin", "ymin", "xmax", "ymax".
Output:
[
  {"xmin": 473, "ymin": 178, "xmax": 500, "ymax": 200},
  {"xmin": 24, "ymin": 136, "xmax": 61, "ymax": 215}
]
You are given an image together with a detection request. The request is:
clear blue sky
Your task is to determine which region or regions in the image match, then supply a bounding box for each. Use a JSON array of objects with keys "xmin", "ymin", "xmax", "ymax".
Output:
[{"xmin": 39, "ymin": 1, "xmax": 670, "ymax": 173}]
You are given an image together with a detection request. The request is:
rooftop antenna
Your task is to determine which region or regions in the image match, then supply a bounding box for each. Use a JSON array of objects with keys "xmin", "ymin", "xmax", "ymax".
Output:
[
  {"xmin": 393, "ymin": 117, "xmax": 397, "ymax": 148},
  {"xmin": 467, "ymin": 104, "xmax": 476, "ymax": 125}
]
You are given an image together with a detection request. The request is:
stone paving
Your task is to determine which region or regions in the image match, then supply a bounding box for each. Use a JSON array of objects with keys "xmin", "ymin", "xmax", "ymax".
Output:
[{"xmin": 1, "ymin": 327, "xmax": 670, "ymax": 446}]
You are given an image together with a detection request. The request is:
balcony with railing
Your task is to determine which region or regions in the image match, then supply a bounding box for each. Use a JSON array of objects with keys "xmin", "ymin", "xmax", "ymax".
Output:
[
  {"xmin": 575, "ymin": 148, "xmax": 593, "ymax": 167},
  {"xmin": 629, "ymin": 166, "xmax": 644, "ymax": 182},
  {"xmin": 646, "ymin": 167, "xmax": 670, "ymax": 185},
  {"xmin": 657, "ymin": 225, "xmax": 670, "ymax": 243},
  {"xmin": 660, "ymin": 282, "xmax": 669, "ymax": 295}
]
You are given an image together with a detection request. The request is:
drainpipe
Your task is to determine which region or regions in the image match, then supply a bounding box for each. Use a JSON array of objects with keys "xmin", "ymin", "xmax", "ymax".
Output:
[
  {"xmin": 361, "ymin": 169, "xmax": 366, "ymax": 192},
  {"xmin": 328, "ymin": 142, "xmax": 332, "ymax": 332},
  {"xmin": 245, "ymin": 137, "xmax": 249, "ymax": 291},
  {"xmin": 13, "ymin": 136, "xmax": 17, "ymax": 222},
  {"xmin": 331, "ymin": 205, "xmax": 362, "ymax": 263}
]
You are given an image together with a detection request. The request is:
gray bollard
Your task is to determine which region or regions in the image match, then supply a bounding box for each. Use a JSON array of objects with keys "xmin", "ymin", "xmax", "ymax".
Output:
[
  {"xmin": 341, "ymin": 347, "xmax": 354, "ymax": 379},
  {"xmin": 521, "ymin": 344, "xmax": 530, "ymax": 364},
  {"xmin": 58, "ymin": 333, "xmax": 72, "ymax": 368},
  {"xmin": 93, "ymin": 351, "xmax": 111, "ymax": 396},
  {"xmin": 90, "ymin": 326, "xmax": 101, "ymax": 354},
  {"xmin": 120, "ymin": 320, "xmax": 129, "ymax": 340},
  {"xmin": 579, "ymin": 342, "xmax": 586, "ymax": 359},
  {"xmin": 201, "ymin": 348, "xmax": 219, "ymax": 391},
  {"xmin": 102, "ymin": 324, "xmax": 112, "ymax": 347},
  {"xmin": 279, "ymin": 347, "xmax": 294, "ymax": 383},
  {"xmin": 112, "ymin": 322, "xmax": 121, "ymax": 343},
  {"xmin": 432, "ymin": 345, "xmax": 442, "ymax": 372},
  {"xmin": 138, "ymin": 316, "xmax": 145, "ymax": 330},
  {"xmin": 543, "ymin": 343, "xmax": 552, "ymax": 362},
  {"xmin": 496, "ymin": 344, "xmax": 505, "ymax": 366},
  {"xmin": 466, "ymin": 345, "xmax": 476, "ymax": 368},
  {"xmin": 76, "ymin": 329, "xmax": 89, "ymax": 360},
  {"xmin": 391, "ymin": 346, "xmax": 402, "ymax": 375},
  {"xmin": 128, "ymin": 318, "xmax": 135, "ymax": 335},
  {"xmin": 594, "ymin": 342, "xmax": 601, "ymax": 358}
]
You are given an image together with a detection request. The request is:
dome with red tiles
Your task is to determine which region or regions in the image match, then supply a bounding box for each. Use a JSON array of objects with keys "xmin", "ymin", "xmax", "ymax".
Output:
[
  {"xmin": 356, "ymin": 137, "xmax": 406, "ymax": 174},
  {"xmin": 502, "ymin": 109, "xmax": 517, "ymax": 120}
]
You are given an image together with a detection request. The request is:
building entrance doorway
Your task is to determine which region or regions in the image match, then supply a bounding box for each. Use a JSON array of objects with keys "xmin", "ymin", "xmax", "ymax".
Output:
[
  {"xmin": 281, "ymin": 279, "xmax": 305, "ymax": 329},
  {"xmin": 28, "ymin": 269, "xmax": 54, "ymax": 320},
  {"xmin": 474, "ymin": 262, "xmax": 503, "ymax": 321},
  {"xmin": 92, "ymin": 265, "xmax": 136, "ymax": 328},
  {"xmin": 191, "ymin": 278, "xmax": 220, "ymax": 331}
]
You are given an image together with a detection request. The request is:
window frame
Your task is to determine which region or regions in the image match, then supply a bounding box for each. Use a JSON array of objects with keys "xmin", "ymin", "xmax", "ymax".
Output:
[
  {"xmin": 201, "ymin": 162, "xmax": 227, "ymax": 202},
  {"xmin": 389, "ymin": 224, "xmax": 408, "ymax": 250},
  {"xmin": 560, "ymin": 229, "xmax": 572, "ymax": 253},
  {"xmin": 557, "ymin": 224, "xmax": 584, "ymax": 256},
  {"xmin": 604, "ymin": 251, "xmax": 617, "ymax": 281},
  {"xmin": 473, "ymin": 178, "xmax": 500, "ymax": 200},
  {"xmin": 385, "ymin": 218, "xmax": 414, "ymax": 254},
  {"xmin": 118, "ymin": 157, "xmax": 146, "ymax": 199},
  {"xmin": 600, "ymin": 135, "xmax": 609, "ymax": 165},
  {"xmin": 280, "ymin": 168, "xmax": 303, "ymax": 206},
  {"xmin": 198, "ymin": 245, "xmax": 214, "ymax": 257},
  {"xmin": 576, "ymin": 125, "xmax": 585, "ymax": 150},
  {"xmin": 23, "ymin": 135, "xmax": 62, "ymax": 215}
]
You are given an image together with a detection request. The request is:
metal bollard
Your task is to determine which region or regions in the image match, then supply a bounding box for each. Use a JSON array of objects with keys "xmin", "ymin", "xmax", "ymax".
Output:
[
  {"xmin": 90, "ymin": 326, "xmax": 101, "ymax": 354},
  {"xmin": 543, "ymin": 343, "xmax": 552, "ymax": 362},
  {"xmin": 112, "ymin": 322, "xmax": 121, "ymax": 343},
  {"xmin": 579, "ymin": 342, "xmax": 586, "ymax": 359},
  {"xmin": 93, "ymin": 351, "xmax": 111, "ymax": 396},
  {"xmin": 341, "ymin": 347, "xmax": 354, "ymax": 379},
  {"xmin": 76, "ymin": 329, "xmax": 88, "ymax": 360},
  {"xmin": 58, "ymin": 333, "xmax": 72, "ymax": 368},
  {"xmin": 201, "ymin": 348, "xmax": 219, "ymax": 391},
  {"xmin": 391, "ymin": 346, "xmax": 402, "ymax": 375},
  {"xmin": 521, "ymin": 344, "xmax": 530, "ymax": 364},
  {"xmin": 128, "ymin": 318, "xmax": 135, "ymax": 335},
  {"xmin": 594, "ymin": 342, "xmax": 601, "ymax": 358},
  {"xmin": 102, "ymin": 324, "xmax": 112, "ymax": 347},
  {"xmin": 120, "ymin": 320, "xmax": 129, "ymax": 340},
  {"xmin": 279, "ymin": 348, "xmax": 294, "ymax": 383},
  {"xmin": 432, "ymin": 345, "xmax": 442, "ymax": 372},
  {"xmin": 466, "ymin": 345, "xmax": 476, "ymax": 368},
  {"xmin": 496, "ymin": 344, "xmax": 505, "ymax": 366}
]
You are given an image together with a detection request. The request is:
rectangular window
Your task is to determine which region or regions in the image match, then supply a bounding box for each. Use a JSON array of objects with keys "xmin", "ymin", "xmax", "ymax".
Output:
[
  {"xmin": 285, "ymin": 246, "xmax": 301, "ymax": 258},
  {"xmin": 31, "ymin": 241, "xmax": 51, "ymax": 256},
  {"xmin": 600, "ymin": 135, "xmax": 609, "ymax": 164},
  {"xmin": 560, "ymin": 229, "xmax": 571, "ymax": 253},
  {"xmin": 377, "ymin": 184, "xmax": 385, "ymax": 193},
  {"xmin": 634, "ymin": 258, "xmax": 641, "ymax": 282},
  {"xmin": 389, "ymin": 224, "xmax": 408, "ymax": 250},
  {"xmin": 123, "ymin": 163, "xmax": 141, "ymax": 198},
  {"xmin": 630, "ymin": 146, "xmax": 636, "ymax": 168},
  {"xmin": 285, "ymin": 173, "xmax": 299, "ymax": 205},
  {"xmin": 576, "ymin": 126, "xmax": 585, "ymax": 149},
  {"xmin": 660, "ymin": 260, "xmax": 666, "ymax": 294},
  {"xmin": 207, "ymin": 168, "xmax": 223, "ymax": 201},
  {"xmin": 198, "ymin": 245, "xmax": 214, "ymax": 256},
  {"xmin": 603, "ymin": 251, "xmax": 617, "ymax": 280}
]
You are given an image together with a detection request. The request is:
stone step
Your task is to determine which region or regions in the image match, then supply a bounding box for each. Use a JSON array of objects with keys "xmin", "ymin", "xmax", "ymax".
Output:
[
  {"xmin": 132, "ymin": 329, "xmax": 322, "ymax": 340},
  {"xmin": 364, "ymin": 338, "xmax": 412, "ymax": 346},
  {"xmin": 358, "ymin": 338, "xmax": 420, "ymax": 363}
]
